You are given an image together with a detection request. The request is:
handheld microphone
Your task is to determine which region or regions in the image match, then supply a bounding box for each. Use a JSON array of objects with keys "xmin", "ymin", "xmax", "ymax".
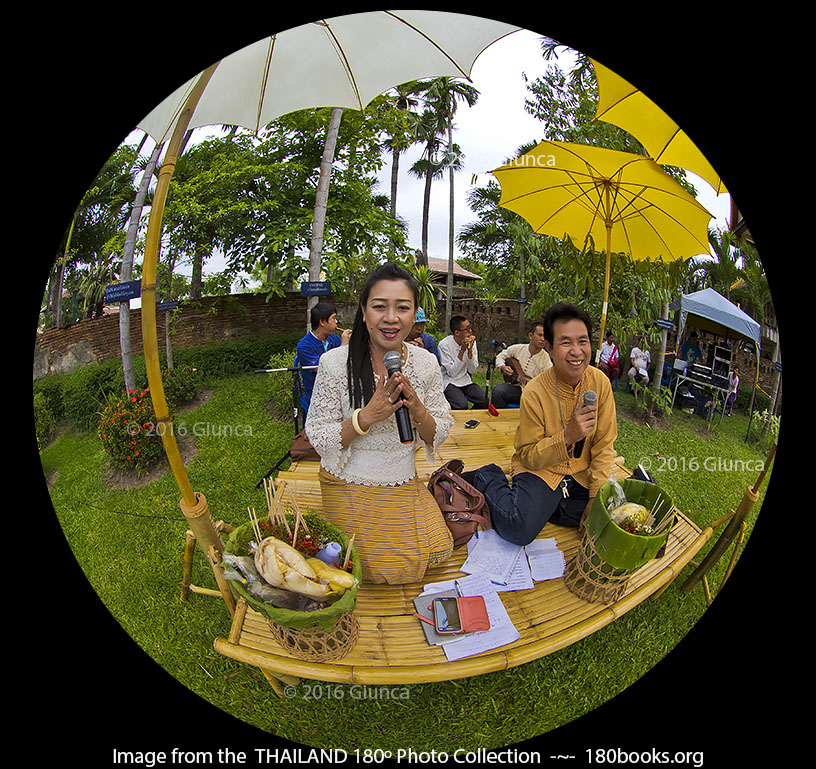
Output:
[
  {"xmin": 573, "ymin": 390, "xmax": 597, "ymax": 458},
  {"xmin": 383, "ymin": 350, "xmax": 414, "ymax": 444}
]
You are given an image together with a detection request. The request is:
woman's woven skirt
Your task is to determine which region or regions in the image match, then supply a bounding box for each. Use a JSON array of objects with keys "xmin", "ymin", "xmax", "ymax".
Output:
[{"xmin": 318, "ymin": 467, "xmax": 453, "ymax": 584}]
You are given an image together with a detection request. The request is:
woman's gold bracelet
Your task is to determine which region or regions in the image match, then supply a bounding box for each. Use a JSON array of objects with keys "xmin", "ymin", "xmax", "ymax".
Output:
[
  {"xmin": 352, "ymin": 408, "xmax": 370, "ymax": 436},
  {"xmin": 413, "ymin": 406, "xmax": 430, "ymax": 427}
]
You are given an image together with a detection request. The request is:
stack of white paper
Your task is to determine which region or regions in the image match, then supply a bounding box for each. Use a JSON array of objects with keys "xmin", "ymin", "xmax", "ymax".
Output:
[
  {"xmin": 524, "ymin": 538, "xmax": 566, "ymax": 581},
  {"xmin": 462, "ymin": 531, "xmax": 566, "ymax": 589},
  {"xmin": 460, "ymin": 529, "xmax": 522, "ymax": 585}
]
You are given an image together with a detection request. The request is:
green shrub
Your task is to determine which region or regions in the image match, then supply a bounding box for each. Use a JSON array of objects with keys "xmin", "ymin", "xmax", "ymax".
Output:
[
  {"xmin": 264, "ymin": 350, "xmax": 297, "ymax": 420},
  {"xmin": 161, "ymin": 365, "xmax": 202, "ymax": 411},
  {"xmin": 61, "ymin": 359, "xmax": 123, "ymax": 430},
  {"xmin": 33, "ymin": 391, "xmax": 56, "ymax": 449},
  {"xmin": 170, "ymin": 334, "xmax": 301, "ymax": 381},
  {"xmin": 34, "ymin": 333, "xmax": 302, "ymax": 429},
  {"xmin": 33, "ymin": 375, "xmax": 66, "ymax": 422},
  {"xmin": 97, "ymin": 388, "xmax": 165, "ymax": 472},
  {"xmin": 734, "ymin": 383, "xmax": 771, "ymax": 414}
]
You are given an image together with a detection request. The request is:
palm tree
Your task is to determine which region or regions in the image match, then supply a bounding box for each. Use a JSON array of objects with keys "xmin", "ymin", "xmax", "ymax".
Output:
[
  {"xmin": 731, "ymin": 241, "xmax": 771, "ymax": 323},
  {"xmin": 408, "ymin": 107, "xmax": 448, "ymax": 267},
  {"xmin": 422, "ymin": 77, "xmax": 480, "ymax": 329},
  {"xmin": 77, "ymin": 257, "xmax": 120, "ymax": 318},
  {"xmin": 459, "ymin": 172, "xmax": 549, "ymax": 341},
  {"xmin": 702, "ymin": 227, "xmax": 740, "ymax": 299},
  {"xmin": 381, "ymin": 81, "xmax": 427, "ymax": 249},
  {"xmin": 407, "ymin": 263, "xmax": 439, "ymax": 317}
]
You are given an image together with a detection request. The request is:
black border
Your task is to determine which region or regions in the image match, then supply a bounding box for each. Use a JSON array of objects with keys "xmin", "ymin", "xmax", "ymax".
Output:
[{"xmin": 23, "ymin": 6, "xmax": 799, "ymax": 765}]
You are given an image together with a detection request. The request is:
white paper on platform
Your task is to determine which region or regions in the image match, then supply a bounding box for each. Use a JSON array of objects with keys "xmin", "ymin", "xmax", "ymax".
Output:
[
  {"xmin": 460, "ymin": 529, "xmax": 523, "ymax": 585},
  {"xmin": 439, "ymin": 574, "xmax": 520, "ymax": 661},
  {"xmin": 524, "ymin": 538, "xmax": 566, "ymax": 581}
]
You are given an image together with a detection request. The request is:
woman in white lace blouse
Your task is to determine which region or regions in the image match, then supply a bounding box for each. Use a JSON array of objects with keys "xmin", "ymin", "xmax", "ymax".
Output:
[{"xmin": 305, "ymin": 263, "xmax": 454, "ymax": 584}]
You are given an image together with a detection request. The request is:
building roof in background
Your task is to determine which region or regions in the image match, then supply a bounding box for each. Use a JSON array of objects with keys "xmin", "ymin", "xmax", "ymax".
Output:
[{"xmin": 426, "ymin": 257, "xmax": 482, "ymax": 281}]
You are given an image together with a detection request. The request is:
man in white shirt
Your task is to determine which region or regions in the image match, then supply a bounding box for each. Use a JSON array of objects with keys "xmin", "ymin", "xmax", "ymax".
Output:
[
  {"xmin": 489, "ymin": 320, "xmax": 552, "ymax": 408},
  {"xmin": 438, "ymin": 315, "xmax": 488, "ymax": 409}
]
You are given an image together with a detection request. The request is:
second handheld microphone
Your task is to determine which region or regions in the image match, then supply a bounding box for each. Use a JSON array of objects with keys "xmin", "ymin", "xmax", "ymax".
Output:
[
  {"xmin": 573, "ymin": 390, "xmax": 597, "ymax": 458},
  {"xmin": 383, "ymin": 350, "xmax": 415, "ymax": 444}
]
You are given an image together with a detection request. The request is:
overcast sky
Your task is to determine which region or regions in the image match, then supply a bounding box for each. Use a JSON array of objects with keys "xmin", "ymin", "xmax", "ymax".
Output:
[
  {"xmin": 123, "ymin": 27, "xmax": 731, "ymax": 293},
  {"xmin": 382, "ymin": 29, "xmax": 730, "ymax": 264}
]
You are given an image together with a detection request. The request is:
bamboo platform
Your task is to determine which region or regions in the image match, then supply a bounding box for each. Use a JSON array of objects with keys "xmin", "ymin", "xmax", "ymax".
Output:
[{"xmin": 213, "ymin": 409, "xmax": 712, "ymax": 684}]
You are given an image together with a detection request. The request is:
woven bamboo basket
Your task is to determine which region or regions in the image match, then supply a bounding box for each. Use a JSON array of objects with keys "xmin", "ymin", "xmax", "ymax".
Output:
[
  {"xmin": 222, "ymin": 514, "xmax": 362, "ymax": 636},
  {"xmin": 565, "ymin": 478, "xmax": 676, "ymax": 604}
]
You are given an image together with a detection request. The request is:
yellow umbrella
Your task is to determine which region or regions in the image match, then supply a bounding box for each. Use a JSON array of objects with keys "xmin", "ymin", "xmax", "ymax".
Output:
[
  {"xmin": 591, "ymin": 58, "xmax": 727, "ymax": 194},
  {"xmin": 491, "ymin": 139, "xmax": 713, "ymax": 350}
]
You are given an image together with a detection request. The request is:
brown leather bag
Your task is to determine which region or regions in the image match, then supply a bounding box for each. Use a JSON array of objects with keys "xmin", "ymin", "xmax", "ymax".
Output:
[
  {"xmin": 428, "ymin": 459, "xmax": 491, "ymax": 548},
  {"xmin": 289, "ymin": 430, "xmax": 319, "ymax": 461}
]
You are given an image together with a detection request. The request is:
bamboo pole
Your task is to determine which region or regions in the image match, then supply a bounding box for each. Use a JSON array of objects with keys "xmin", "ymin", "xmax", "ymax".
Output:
[
  {"xmin": 208, "ymin": 545, "xmax": 236, "ymax": 617},
  {"xmin": 180, "ymin": 529, "xmax": 196, "ymax": 602},
  {"xmin": 681, "ymin": 487, "xmax": 758, "ymax": 596},
  {"xmin": 596, "ymin": 185, "xmax": 613, "ymax": 362},
  {"xmin": 682, "ymin": 441, "xmax": 774, "ymax": 596},
  {"xmin": 188, "ymin": 585, "xmax": 222, "ymax": 598},
  {"xmin": 141, "ymin": 63, "xmax": 220, "ymax": 552}
]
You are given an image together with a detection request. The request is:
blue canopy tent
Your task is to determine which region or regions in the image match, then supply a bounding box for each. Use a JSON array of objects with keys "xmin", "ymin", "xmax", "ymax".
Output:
[
  {"xmin": 678, "ymin": 287, "xmax": 761, "ymax": 350},
  {"xmin": 677, "ymin": 287, "xmax": 763, "ymax": 433}
]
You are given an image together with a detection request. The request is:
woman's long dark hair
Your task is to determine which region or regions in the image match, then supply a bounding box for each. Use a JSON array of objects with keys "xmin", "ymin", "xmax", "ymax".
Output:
[{"xmin": 347, "ymin": 262, "xmax": 419, "ymax": 410}]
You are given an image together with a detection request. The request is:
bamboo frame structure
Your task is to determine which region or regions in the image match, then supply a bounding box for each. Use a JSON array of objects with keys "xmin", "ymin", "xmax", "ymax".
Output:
[
  {"xmin": 140, "ymin": 63, "xmax": 223, "ymax": 558},
  {"xmin": 213, "ymin": 503, "xmax": 710, "ymax": 685},
  {"xmin": 204, "ymin": 410, "xmax": 714, "ymax": 689},
  {"xmin": 681, "ymin": 441, "xmax": 775, "ymax": 597}
]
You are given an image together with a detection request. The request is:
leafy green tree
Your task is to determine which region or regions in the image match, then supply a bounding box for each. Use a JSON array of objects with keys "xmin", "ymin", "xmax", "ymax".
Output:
[
  {"xmin": 527, "ymin": 38, "xmax": 695, "ymax": 193},
  {"xmin": 48, "ymin": 144, "xmax": 140, "ymax": 328},
  {"xmin": 164, "ymin": 135, "xmax": 282, "ymax": 299}
]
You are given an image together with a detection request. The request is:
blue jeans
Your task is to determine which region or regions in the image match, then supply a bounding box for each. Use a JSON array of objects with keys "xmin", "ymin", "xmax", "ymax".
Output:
[
  {"xmin": 472, "ymin": 464, "xmax": 588, "ymax": 546},
  {"xmin": 490, "ymin": 382, "xmax": 522, "ymax": 408}
]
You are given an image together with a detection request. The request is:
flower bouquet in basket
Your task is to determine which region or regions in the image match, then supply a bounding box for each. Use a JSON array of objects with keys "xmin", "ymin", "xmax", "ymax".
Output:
[
  {"xmin": 565, "ymin": 476, "xmax": 676, "ymax": 604},
  {"xmin": 221, "ymin": 479, "xmax": 362, "ymax": 630}
]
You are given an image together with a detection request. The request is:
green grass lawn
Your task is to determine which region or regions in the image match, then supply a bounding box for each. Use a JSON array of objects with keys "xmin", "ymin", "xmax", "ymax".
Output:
[{"xmin": 39, "ymin": 371, "xmax": 775, "ymax": 752}]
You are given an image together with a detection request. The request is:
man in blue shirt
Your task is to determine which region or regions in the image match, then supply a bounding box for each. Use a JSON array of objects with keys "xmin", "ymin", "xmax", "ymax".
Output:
[
  {"xmin": 680, "ymin": 331, "xmax": 703, "ymax": 367},
  {"xmin": 296, "ymin": 302, "xmax": 350, "ymax": 409},
  {"xmin": 405, "ymin": 307, "xmax": 441, "ymax": 363}
]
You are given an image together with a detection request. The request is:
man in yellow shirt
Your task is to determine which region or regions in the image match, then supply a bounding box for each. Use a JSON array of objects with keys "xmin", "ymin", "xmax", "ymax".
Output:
[{"xmin": 465, "ymin": 302, "xmax": 618, "ymax": 544}]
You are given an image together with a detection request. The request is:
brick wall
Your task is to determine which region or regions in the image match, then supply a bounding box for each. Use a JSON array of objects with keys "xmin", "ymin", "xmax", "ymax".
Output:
[
  {"xmin": 32, "ymin": 292, "xmax": 779, "ymax": 393},
  {"xmin": 33, "ymin": 292, "xmax": 319, "ymax": 379}
]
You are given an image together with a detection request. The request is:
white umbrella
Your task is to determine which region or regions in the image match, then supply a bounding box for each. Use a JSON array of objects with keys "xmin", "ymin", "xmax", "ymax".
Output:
[
  {"xmin": 137, "ymin": 10, "xmax": 520, "ymax": 550},
  {"xmin": 137, "ymin": 11, "xmax": 519, "ymax": 143}
]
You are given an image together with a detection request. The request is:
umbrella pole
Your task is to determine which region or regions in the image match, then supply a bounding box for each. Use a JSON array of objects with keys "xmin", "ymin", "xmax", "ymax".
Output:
[
  {"xmin": 141, "ymin": 63, "xmax": 224, "ymax": 556},
  {"xmin": 596, "ymin": 209, "xmax": 612, "ymax": 363}
]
